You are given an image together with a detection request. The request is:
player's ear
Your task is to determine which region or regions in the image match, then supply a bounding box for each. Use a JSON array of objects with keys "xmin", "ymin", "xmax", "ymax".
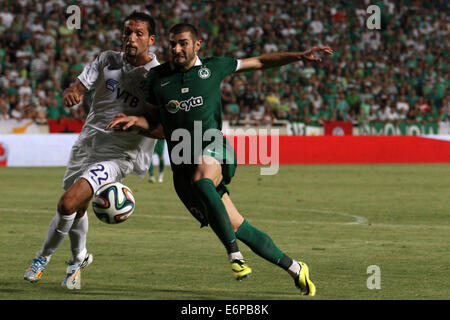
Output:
[
  {"xmin": 148, "ymin": 34, "xmax": 156, "ymax": 46},
  {"xmin": 194, "ymin": 39, "xmax": 202, "ymax": 52}
]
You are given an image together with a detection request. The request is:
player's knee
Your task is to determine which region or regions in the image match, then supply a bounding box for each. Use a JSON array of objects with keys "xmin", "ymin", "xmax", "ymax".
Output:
[
  {"xmin": 57, "ymin": 193, "xmax": 79, "ymax": 216},
  {"xmin": 192, "ymin": 159, "xmax": 222, "ymax": 186}
]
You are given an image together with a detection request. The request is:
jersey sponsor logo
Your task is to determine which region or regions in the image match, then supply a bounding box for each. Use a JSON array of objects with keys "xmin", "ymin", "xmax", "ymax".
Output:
[
  {"xmin": 198, "ymin": 67, "xmax": 211, "ymax": 79},
  {"xmin": 105, "ymin": 78, "xmax": 140, "ymax": 108},
  {"xmin": 106, "ymin": 79, "xmax": 119, "ymax": 92},
  {"xmin": 165, "ymin": 96, "xmax": 203, "ymax": 113},
  {"xmin": 166, "ymin": 100, "xmax": 180, "ymax": 113}
]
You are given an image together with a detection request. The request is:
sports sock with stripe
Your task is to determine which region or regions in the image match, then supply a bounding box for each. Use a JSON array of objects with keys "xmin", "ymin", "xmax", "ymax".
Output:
[
  {"xmin": 39, "ymin": 211, "xmax": 76, "ymax": 258},
  {"xmin": 69, "ymin": 212, "xmax": 89, "ymax": 263}
]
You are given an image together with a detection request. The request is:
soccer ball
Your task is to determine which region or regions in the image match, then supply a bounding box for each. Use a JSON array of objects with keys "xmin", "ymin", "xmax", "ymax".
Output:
[{"xmin": 92, "ymin": 182, "xmax": 135, "ymax": 224}]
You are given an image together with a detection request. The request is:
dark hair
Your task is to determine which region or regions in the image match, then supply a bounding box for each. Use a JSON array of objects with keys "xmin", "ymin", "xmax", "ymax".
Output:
[
  {"xmin": 123, "ymin": 11, "xmax": 156, "ymax": 35},
  {"xmin": 169, "ymin": 23, "xmax": 199, "ymax": 41}
]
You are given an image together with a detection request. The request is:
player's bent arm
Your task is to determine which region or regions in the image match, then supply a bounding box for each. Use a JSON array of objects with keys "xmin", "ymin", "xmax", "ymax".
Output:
[
  {"xmin": 63, "ymin": 80, "xmax": 88, "ymax": 107},
  {"xmin": 106, "ymin": 115, "xmax": 149, "ymax": 131},
  {"xmin": 237, "ymin": 47, "xmax": 333, "ymax": 72},
  {"xmin": 140, "ymin": 103, "xmax": 164, "ymax": 139},
  {"xmin": 139, "ymin": 122, "xmax": 165, "ymax": 139},
  {"xmin": 105, "ymin": 115, "xmax": 165, "ymax": 139},
  {"xmin": 141, "ymin": 105, "xmax": 165, "ymax": 139}
]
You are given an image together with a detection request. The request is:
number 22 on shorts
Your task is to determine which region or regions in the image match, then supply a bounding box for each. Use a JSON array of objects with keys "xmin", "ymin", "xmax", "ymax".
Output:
[{"xmin": 89, "ymin": 164, "xmax": 109, "ymax": 186}]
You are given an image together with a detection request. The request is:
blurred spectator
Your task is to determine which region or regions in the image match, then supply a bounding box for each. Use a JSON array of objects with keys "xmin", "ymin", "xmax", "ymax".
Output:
[
  {"xmin": 0, "ymin": 96, "xmax": 10, "ymax": 120},
  {"xmin": 379, "ymin": 102, "xmax": 399, "ymax": 123},
  {"xmin": 441, "ymin": 96, "xmax": 450, "ymax": 122},
  {"xmin": 224, "ymin": 96, "xmax": 240, "ymax": 126},
  {"xmin": 0, "ymin": 0, "xmax": 447, "ymax": 132},
  {"xmin": 367, "ymin": 107, "xmax": 379, "ymax": 123},
  {"xmin": 239, "ymin": 105, "xmax": 252, "ymax": 128},
  {"xmin": 260, "ymin": 105, "xmax": 275, "ymax": 126}
]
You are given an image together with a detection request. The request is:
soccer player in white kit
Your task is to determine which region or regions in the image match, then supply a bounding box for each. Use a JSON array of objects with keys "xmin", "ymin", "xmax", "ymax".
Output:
[{"xmin": 24, "ymin": 12, "xmax": 162, "ymax": 289}]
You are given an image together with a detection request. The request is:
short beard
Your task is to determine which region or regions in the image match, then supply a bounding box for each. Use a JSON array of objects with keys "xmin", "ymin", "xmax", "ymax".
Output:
[
  {"xmin": 173, "ymin": 50, "xmax": 196, "ymax": 70},
  {"xmin": 125, "ymin": 46, "xmax": 138, "ymax": 59}
]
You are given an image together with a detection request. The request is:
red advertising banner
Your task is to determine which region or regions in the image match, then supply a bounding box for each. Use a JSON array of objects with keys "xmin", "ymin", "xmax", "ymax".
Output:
[
  {"xmin": 225, "ymin": 135, "xmax": 450, "ymax": 164},
  {"xmin": 277, "ymin": 136, "xmax": 450, "ymax": 164},
  {"xmin": 48, "ymin": 119, "xmax": 84, "ymax": 133},
  {"xmin": 323, "ymin": 121, "xmax": 353, "ymax": 136},
  {"xmin": 0, "ymin": 141, "xmax": 8, "ymax": 166}
]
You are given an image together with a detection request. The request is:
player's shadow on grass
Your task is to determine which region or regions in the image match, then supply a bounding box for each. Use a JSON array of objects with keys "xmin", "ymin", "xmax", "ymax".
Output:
[
  {"xmin": 151, "ymin": 288, "xmax": 300, "ymax": 300},
  {"xmin": 0, "ymin": 288, "xmax": 26, "ymax": 295}
]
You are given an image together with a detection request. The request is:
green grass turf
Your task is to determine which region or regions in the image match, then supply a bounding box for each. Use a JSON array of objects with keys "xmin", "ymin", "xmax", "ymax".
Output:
[{"xmin": 0, "ymin": 164, "xmax": 449, "ymax": 300}]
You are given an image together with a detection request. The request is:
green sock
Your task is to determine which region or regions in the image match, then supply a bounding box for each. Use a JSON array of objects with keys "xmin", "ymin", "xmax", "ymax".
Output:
[
  {"xmin": 236, "ymin": 219, "xmax": 293, "ymax": 270},
  {"xmin": 148, "ymin": 163, "xmax": 154, "ymax": 176},
  {"xmin": 159, "ymin": 157, "xmax": 164, "ymax": 173},
  {"xmin": 192, "ymin": 178, "xmax": 238, "ymax": 254}
]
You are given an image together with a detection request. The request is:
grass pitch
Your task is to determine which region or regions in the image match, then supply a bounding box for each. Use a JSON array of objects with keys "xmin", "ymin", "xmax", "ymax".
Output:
[{"xmin": 0, "ymin": 164, "xmax": 449, "ymax": 300}]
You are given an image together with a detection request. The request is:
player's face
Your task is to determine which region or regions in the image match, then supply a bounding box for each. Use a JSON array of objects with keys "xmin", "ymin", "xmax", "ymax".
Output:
[
  {"xmin": 122, "ymin": 19, "xmax": 155, "ymax": 59},
  {"xmin": 169, "ymin": 31, "xmax": 201, "ymax": 69}
]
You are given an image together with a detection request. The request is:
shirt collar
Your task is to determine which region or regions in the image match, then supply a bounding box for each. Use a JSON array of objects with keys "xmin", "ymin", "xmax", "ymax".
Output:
[
  {"xmin": 170, "ymin": 56, "xmax": 202, "ymax": 70},
  {"xmin": 194, "ymin": 56, "xmax": 202, "ymax": 66},
  {"xmin": 122, "ymin": 52, "xmax": 159, "ymax": 70},
  {"xmin": 143, "ymin": 52, "xmax": 159, "ymax": 70}
]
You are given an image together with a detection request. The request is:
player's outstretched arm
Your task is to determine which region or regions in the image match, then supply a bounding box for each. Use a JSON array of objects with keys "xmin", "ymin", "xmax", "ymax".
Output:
[
  {"xmin": 238, "ymin": 46, "xmax": 333, "ymax": 72},
  {"xmin": 63, "ymin": 80, "xmax": 88, "ymax": 107}
]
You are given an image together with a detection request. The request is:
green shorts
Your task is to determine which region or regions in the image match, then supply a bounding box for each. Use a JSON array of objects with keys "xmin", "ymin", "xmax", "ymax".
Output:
[{"xmin": 172, "ymin": 141, "xmax": 237, "ymax": 227}]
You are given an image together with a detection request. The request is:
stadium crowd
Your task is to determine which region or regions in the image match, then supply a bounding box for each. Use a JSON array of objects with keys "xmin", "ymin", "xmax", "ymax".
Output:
[{"xmin": 0, "ymin": 0, "xmax": 448, "ymax": 130}]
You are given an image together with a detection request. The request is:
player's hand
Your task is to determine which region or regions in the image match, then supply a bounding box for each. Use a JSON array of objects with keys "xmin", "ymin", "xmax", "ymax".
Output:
[
  {"xmin": 63, "ymin": 90, "xmax": 82, "ymax": 107},
  {"xmin": 301, "ymin": 46, "xmax": 333, "ymax": 62},
  {"xmin": 113, "ymin": 113, "xmax": 127, "ymax": 120},
  {"xmin": 106, "ymin": 115, "xmax": 139, "ymax": 131}
]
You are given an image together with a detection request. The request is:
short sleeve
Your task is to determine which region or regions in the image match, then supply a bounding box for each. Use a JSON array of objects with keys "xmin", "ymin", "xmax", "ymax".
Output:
[
  {"xmin": 213, "ymin": 56, "xmax": 239, "ymax": 79},
  {"xmin": 77, "ymin": 51, "xmax": 108, "ymax": 90}
]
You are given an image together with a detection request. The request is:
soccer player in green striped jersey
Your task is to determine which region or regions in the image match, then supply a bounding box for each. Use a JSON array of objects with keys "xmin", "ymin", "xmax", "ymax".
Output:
[{"xmin": 107, "ymin": 23, "xmax": 332, "ymax": 295}]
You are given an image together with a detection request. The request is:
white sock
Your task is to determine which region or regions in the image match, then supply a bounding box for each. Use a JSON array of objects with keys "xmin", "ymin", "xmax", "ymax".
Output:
[
  {"xmin": 39, "ymin": 211, "xmax": 76, "ymax": 258},
  {"xmin": 228, "ymin": 251, "xmax": 244, "ymax": 263},
  {"xmin": 287, "ymin": 260, "xmax": 301, "ymax": 278},
  {"xmin": 69, "ymin": 212, "xmax": 89, "ymax": 263}
]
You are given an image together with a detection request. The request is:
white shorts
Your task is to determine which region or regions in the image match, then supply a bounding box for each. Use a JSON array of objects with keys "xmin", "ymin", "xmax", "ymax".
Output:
[
  {"xmin": 62, "ymin": 143, "xmax": 133, "ymax": 193},
  {"xmin": 63, "ymin": 160, "xmax": 130, "ymax": 193}
]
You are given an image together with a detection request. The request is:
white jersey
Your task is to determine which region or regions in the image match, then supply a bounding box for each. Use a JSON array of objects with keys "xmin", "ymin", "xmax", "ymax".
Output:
[{"xmin": 70, "ymin": 50, "xmax": 159, "ymax": 181}]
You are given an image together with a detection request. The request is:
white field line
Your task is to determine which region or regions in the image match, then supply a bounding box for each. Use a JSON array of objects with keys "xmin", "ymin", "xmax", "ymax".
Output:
[
  {"xmin": 1, "ymin": 206, "xmax": 366, "ymax": 225},
  {"xmin": 2, "ymin": 206, "xmax": 449, "ymax": 230},
  {"xmin": 246, "ymin": 205, "xmax": 369, "ymax": 225}
]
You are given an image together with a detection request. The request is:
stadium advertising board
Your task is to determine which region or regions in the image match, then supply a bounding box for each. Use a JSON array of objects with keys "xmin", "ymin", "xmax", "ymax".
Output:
[{"xmin": 0, "ymin": 134, "xmax": 449, "ymax": 167}]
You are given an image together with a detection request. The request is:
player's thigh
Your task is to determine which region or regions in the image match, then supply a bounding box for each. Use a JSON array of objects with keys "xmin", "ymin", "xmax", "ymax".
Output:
[
  {"xmin": 192, "ymin": 155, "xmax": 222, "ymax": 186},
  {"xmin": 221, "ymin": 193, "xmax": 244, "ymax": 232},
  {"xmin": 60, "ymin": 160, "xmax": 125, "ymax": 215}
]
